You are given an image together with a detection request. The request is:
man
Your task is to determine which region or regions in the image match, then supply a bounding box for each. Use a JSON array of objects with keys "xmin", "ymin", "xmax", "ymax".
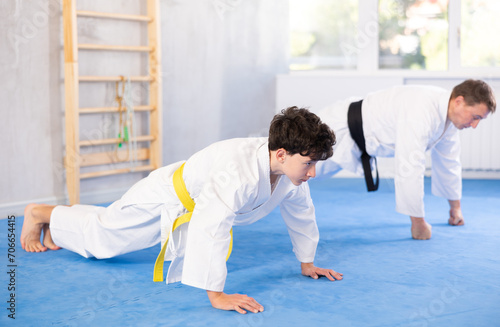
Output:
[
  {"xmin": 315, "ymin": 79, "xmax": 496, "ymax": 240},
  {"xmin": 21, "ymin": 107, "xmax": 343, "ymax": 314}
]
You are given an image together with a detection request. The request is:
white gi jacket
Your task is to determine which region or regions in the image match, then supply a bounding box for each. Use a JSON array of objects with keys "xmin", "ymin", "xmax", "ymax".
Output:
[
  {"xmin": 317, "ymin": 85, "xmax": 461, "ymax": 218},
  {"xmin": 121, "ymin": 137, "xmax": 319, "ymax": 292}
]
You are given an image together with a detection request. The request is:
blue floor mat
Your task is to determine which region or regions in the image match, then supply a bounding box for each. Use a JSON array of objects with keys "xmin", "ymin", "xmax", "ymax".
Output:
[{"xmin": 1, "ymin": 178, "xmax": 499, "ymax": 326}]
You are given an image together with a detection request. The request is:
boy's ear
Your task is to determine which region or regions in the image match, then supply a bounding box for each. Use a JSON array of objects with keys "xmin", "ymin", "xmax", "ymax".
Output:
[{"xmin": 276, "ymin": 148, "xmax": 287, "ymax": 163}]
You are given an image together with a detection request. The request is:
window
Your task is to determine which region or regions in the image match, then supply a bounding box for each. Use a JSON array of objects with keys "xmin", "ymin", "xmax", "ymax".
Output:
[
  {"xmin": 379, "ymin": 0, "xmax": 448, "ymax": 70},
  {"xmin": 461, "ymin": 0, "xmax": 500, "ymax": 67},
  {"xmin": 289, "ymin": 0, "xmax": 358, "ymax": 70},
  {"xmin": 289, "ymin": 0, "xmax": 500, "ymax": 72}
]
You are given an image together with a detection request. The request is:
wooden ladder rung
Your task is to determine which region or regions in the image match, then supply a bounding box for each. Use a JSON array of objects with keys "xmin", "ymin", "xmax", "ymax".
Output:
[
  {"xmin": 79, "ymin": 135, "xmax": 155, "ymax": 147},
  {"xmin": 80, "ymin": 164, "xmax": 155, "ymax": 179},
  {"xmin": 78, "ymin": 44, "xmax": 153, "ymax": 52},
  {"xmin": 63, "ymin": 0, "xmax": 162, "ymax": 204},
  {"xmin": 76, "ymin": 10, "xmax": 152, "ymax": 22},
  {"xmin": 79, "ymin": 75, "xmax": 153, "ymax": 82},
  {"xmin": 79, "ymin": 106, "xmax": 154, "ymax": 114},
  {"xmin": 80, "ymin": 148, "xmax": 150, "ymax": 167}
]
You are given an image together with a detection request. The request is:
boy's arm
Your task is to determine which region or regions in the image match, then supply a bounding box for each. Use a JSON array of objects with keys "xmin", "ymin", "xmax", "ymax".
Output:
[
  {"xmin": 279, "ymin": 184, "xmax": 319, "ymax": 264},
  {"xmin": 207, "ymin": 290, "xmax": 264, "ymax": 314},
  {"xmin": 280, "ymin": 184, "xmax": 343, "ymax": 281},
  {"xmin": 301, "ymin": 262, "xmax": 343, "ymax": 281}
]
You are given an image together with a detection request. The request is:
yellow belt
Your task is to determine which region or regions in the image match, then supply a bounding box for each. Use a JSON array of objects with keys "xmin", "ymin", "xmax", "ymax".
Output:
[{"xmin": 153, "ymin": 162, "xmax": 233, "ymax": 282}]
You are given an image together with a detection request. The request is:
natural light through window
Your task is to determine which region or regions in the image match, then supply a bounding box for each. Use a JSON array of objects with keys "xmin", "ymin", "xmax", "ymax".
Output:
[
  {"xmin": 289, "ymin": 0, "xmax": 358, "ymax": 70},
  {"xmin": 289, "ymin": 0, "xmax": 499, "ymax": 72},
  {"xmin": 461, "ymin": 0, "xmax": 500, "ymax": 67},
  {"xmin": 378, "ymin": 0, "xmax": 449, "ymax": 70}
]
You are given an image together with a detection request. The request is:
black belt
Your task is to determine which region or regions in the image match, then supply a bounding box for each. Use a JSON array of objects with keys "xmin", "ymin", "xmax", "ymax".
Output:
[{"xmin": 347, "ymin": 100, "xmax": 379, "ymax": 192}]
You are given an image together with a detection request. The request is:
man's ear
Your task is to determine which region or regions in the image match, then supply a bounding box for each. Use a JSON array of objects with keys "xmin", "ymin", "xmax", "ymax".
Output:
[{"xmin": 454, "ymin": 95, "xmax": 465, "ymax": 106}]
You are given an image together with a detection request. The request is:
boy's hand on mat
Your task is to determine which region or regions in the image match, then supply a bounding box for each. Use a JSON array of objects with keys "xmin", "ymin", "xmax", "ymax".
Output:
[
  {"xmin": 301, "ymin": 262, "xmax": 343, "ymax": 281},
  {"xmin": 207, "ymin": 290, "xmax": 264, "ymax": 314}
]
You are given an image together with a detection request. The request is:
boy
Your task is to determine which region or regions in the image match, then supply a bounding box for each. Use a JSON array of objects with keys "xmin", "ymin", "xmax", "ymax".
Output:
[{"xmin": 22, "ymin": 107, "xmax": 343, "ymax": 314}]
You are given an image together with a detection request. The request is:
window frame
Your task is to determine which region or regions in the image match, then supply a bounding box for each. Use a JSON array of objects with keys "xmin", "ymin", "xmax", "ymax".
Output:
[{"xmin": 290, "ymin": 0, "xmax": 500, "ymax": 77}]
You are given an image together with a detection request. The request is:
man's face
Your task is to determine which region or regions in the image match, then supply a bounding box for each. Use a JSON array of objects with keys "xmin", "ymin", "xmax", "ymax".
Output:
[
  {"xmin": 450, "ymin": 96, "xmax": 490, "ymax": 130},
  {"xmin": 282, "ymin": 153, "xmax": 318, "ymax": 186}
]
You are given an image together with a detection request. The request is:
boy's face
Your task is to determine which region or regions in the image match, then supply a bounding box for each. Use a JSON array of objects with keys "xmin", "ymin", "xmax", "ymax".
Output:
[{"xmin": 282, "ymin": 153, "xmax": 318, "ymax": 186}]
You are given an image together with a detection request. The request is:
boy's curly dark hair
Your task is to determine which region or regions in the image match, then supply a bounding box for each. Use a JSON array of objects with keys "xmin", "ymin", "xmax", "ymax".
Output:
[{"xmin": 268, "ymin": 107, "xmax": 336, "ymax": 161}]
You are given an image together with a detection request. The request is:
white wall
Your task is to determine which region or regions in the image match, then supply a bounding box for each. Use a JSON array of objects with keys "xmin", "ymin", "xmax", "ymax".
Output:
[{"xmin": 0, "ymin": 0, "xmax": 288, "ymax": 216}]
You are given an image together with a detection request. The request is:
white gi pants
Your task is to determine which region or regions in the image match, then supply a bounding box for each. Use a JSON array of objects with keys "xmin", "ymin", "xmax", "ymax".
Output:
[{"xmin": 50, "ymin": 201, "xmax": 162, "ymax": 259}]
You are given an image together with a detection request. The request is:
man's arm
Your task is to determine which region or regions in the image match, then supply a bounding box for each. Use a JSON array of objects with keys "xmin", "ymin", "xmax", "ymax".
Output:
[{"xmin": 430, "ymin": 124, "xmax": 463, "ymax": 226}]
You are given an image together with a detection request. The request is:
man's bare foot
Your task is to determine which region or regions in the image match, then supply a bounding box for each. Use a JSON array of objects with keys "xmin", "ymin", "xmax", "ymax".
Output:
[
  {"xmin": 410, "ymin": 217, "xmax": 432, "ymax": 240},
  {"xmin": 21, "ymin": 204, "xmax": 58, "ymax": 252}
]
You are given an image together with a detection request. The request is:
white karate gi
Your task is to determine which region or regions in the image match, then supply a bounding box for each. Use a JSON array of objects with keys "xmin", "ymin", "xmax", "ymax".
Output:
[
  {"xmin": 316, "ymin": 85, "xmax": 461, "ymax": 218},
  {"xmin": 50, "ymin": 137, "xmax": 319, "ymax": 292}
]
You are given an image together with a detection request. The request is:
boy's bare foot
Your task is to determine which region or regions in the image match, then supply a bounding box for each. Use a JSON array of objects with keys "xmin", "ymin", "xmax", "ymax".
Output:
[
  {"xmin": 410, "ymin": 217, "xmax": 432, "ymax": 240},
  {"xmin": 21, "ymin": 204, "xmax": 47, "ymax": 252},
  {"xmin": 43, "ymin": 224, "xmax": 61, "ymax": 250},
  {"xmin": 21, "ymin": 204, "xmax": 59, "ymax": 252}
]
